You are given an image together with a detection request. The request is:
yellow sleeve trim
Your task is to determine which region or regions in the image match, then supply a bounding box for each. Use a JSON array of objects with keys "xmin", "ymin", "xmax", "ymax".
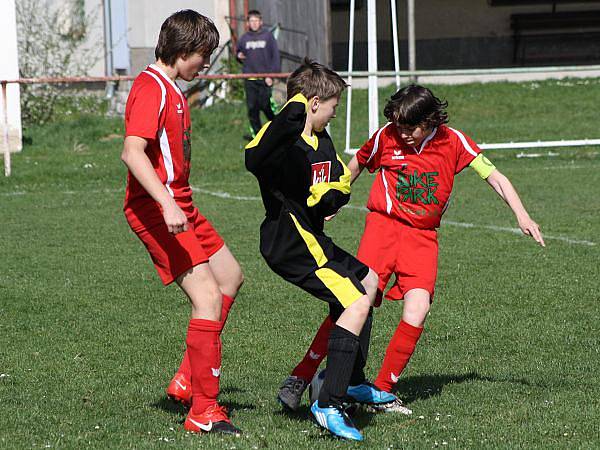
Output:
[
  {"xmin": 307, "ymin": 154, "xmax": 351, "ymax": 207},
  {"xmin": 469, "ymin": 153, "xmax": 496, "ymax": 179},
  {"xmin": 245, "ymin": 120, "xmax": 272, "ymax": 149},
  {"xmin": 315, "ymin": 268, "xmax": 364, "ymax": 308},
  {"xmin": 288, "ymin": 213, "xmax": 328, "ymax": 267}
]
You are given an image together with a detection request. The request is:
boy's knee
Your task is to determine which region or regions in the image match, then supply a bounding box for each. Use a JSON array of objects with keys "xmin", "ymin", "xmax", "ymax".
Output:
[
  {"xmin": 361, "ymin": 269, "xmax": 379, "ymax": 300},
  {"xmin": 350, "ymin": 295, "xmax": 372, "ymax": 316},
  {"xmin": 230, "ymin": 271, "xmax": 244, "ymax": 296},
  {"xmin": 403, "ymin": 289, "xmax": 431, "ymax": 324},
  {"xmin": 217, "ymin": 267, "xmax": 244, "ymax": 299}
]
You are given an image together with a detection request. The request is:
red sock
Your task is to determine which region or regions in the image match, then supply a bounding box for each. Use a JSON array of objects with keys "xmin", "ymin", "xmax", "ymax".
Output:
[
  {"xmin": 291, "ymin": 316, "xmax": 334, "ymax": 382},
  {"xmin": 186, "ymin": 318, "xmax": 223, "ymax": 415},
  {"xmin": 220, "ymin": 294, "xmax": 235, "ymax": 328},
  {"xmin": 177, "ymin": 295, "xmax": 235, "ymax": 378},
  {"xmin": 374, "ymin": 320, "xmax": 423, "ymax": 392}
]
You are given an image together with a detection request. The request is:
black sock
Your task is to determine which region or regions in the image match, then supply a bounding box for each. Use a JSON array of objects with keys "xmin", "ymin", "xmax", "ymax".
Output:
[
  {"xmin": 349, "ymin": 308, "xmax": 373, "ymax": 386},
  {"xmin": 318, "ymin": 325, "xmax": 359, "ymax": 407}
]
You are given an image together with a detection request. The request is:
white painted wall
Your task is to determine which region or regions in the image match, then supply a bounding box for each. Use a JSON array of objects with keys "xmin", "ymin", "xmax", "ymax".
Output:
[
  {"xmin": 1, "ymin": 0, "xmax": 22, "ymax": 153},
  {"xmin": 128, "ymin": 0, "xmax": 231, "ymax": 48}
]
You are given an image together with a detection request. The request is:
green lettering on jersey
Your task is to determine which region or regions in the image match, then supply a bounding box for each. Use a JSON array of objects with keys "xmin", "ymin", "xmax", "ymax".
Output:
[{"xmin": 396, "ymin": 168, "xmax": 439, "ymax": 206}]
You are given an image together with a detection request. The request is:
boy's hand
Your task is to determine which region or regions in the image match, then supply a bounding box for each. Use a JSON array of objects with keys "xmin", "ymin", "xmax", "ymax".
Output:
[
  {"xmin": 162, "ymin": 201, "xmax": 189, "ymax": 234},
  {"xmin": 237, "ymin": 51, "xmax": 246, "ymax": 60},
  {"xmin": 325, "ymin": 207, "xmax": 343, "ymax": 222},
  {"xmin": 518, "ymin": 216, "xmax": 545, "ymax": 247}
]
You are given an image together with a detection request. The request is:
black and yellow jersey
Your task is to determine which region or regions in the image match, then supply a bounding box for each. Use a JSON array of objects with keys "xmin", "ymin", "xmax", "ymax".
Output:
[
  {"xmin": 245, "ymin": 93, "xmax": 351, "ymax": 232},
  {"xmin": 245, "ymin": 93, "xmax": 367, "ymax": 308}
]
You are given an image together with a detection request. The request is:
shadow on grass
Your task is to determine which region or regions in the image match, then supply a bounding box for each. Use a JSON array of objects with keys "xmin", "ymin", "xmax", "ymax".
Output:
[
  {"xmin": 394, "ymin": 372, "xmax": 534, "ymax": 403},
  {"xmin": 152, "ymin": 397, "xmax": 188, "ymax": 415},
  {"xmin": 152, "ymin": 396, "xmax": 256, "ymax": 417}
]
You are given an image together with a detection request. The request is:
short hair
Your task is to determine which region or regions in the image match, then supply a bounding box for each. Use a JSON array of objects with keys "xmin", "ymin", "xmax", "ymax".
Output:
[
  {"xmin": 286, "ymin": 58, "xmax": 348, "ymax": 101},
  {"xmin": 155, "ymin": 10, "xmax": 219, "ymax": 66},
  {"xmin": 247, "ymin": 10, "xmax": 261, "ymax": 19},
  {"xmin": 384, "ymin": 85, "xmax": 449, "ymax": 129}
]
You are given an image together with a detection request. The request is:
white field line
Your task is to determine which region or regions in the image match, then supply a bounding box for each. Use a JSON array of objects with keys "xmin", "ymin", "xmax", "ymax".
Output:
[
  {"xmin": 192, "ymin": 189, "xmax": 596, "ymax": 247},
  {"xmin": 0, "ymin": 161, "xmax": 596, "ymax": 198},
  {"xmin": 0, "ymin": 186, "xmax": 595, "ymax": 247},
  {"xmin": 340, "ymin": 204, "xmax": 596, "ymax": 247}
]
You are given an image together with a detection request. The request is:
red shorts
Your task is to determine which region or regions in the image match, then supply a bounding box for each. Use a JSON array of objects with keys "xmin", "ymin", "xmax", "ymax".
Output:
[
  {"xmin": 127, "ymin": 206, "xmax": 224, "ymax": 285},
  {"xmin": 357, "ymin": 211, "xmax": 438, "ymax": 305}
]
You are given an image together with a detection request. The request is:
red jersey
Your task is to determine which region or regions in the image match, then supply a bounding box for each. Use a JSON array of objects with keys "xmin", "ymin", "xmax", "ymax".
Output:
[
  {"xmin": 124, "ymin": 64, "xmax": 193, "ymax": 229},
  {"xmin": 356, "ymin": 124, "xmax": 481, "ymax": 229}
]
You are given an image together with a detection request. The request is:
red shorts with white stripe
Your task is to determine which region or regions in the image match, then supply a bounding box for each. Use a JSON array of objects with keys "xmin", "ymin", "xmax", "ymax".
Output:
[
  {"xmin": 126, "ymin": 206, "xmax": 224, "ymax": 285},
  {"xmin": 357, "ymin": 211, "xmax": 438, "ymax": 305}
]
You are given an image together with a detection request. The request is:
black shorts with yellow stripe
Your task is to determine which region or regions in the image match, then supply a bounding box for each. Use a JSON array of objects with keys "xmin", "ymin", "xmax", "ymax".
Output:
[{"xmin": 259, "ymin": 210, "xmax": 369, "ymax": 309}]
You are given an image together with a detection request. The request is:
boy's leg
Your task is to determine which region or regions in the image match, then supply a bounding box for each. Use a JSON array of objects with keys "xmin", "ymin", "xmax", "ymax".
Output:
[
  {"xmin": 342, "ymin": 270, "xmax": 397, "ymax": 407},
  {"xmin": 289, "ymin": 315, "xmax": 333, "ymax": 382},
  {"xmin": 279, "ymin": 268, "xmax": 376, "ymax": 411},
  {"xmin": 259, "ymin": 83, "xmax": 275, "ymax": 121},
  {"xmin": 169, "ymin": 245, "xmax": 243, "ymax": 400},
  {"xmin": 176, "ymin": 263, "xmax": 240, "ymax": 435},
  {"xmin": 374, "ymin": 225, "xmax": 437, "ymax": 394},
  {"xmin": 318, "ymin": 289, "xmax": 373, "ymax": 408},
  {"xmin": 177, "ymin": 264, "xmax": 222, "ymax": 409},
  {"xmin": 374, "ymin": 288, "xmax": 429, "ymax": 393},
  {"xmin": 244, "ymin": 80, "xmax": 261, "ymax": 135}
]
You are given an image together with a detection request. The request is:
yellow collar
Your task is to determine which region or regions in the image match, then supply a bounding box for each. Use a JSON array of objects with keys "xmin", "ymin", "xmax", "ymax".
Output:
[{"xmin": 301, "ymin": 133, "xmax": 318, "ymax": 151}]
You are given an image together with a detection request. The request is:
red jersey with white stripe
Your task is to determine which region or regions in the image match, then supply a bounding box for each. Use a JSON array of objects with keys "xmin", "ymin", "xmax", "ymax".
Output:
[
  {"xmin": 356, "ymin": 124, "xmax": 481, "ymax": 229},
  {"xmin": 124, "ymin": 64, "xmax": 193, "ymax": 228}
]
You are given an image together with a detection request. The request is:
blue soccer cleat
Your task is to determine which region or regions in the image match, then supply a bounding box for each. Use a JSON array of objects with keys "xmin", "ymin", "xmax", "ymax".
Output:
[
  {"xmin": 310, "ymin": 400, "xmax": 363, "ymax": 441},
  {"xmin": 347, "ymin": 381, "xmax": 397, "ymax": 405}
]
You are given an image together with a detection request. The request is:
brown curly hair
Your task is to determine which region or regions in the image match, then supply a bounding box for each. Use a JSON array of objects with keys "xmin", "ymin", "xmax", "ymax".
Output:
[{"xmin": 384, "ymin": 85, "xmax": 448, "ymax": 129}]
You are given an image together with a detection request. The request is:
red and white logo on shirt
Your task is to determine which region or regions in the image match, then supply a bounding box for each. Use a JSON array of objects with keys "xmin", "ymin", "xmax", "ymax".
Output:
[{"xmin": 311, "ymin": 161, "xmax": 331, "ymax": 185}]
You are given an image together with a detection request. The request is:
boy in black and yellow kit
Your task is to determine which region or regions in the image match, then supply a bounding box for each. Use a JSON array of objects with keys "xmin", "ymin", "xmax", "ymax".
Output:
[{"xmin": 245, "ymin": 59, "xmax": 397, "ymax": 441}]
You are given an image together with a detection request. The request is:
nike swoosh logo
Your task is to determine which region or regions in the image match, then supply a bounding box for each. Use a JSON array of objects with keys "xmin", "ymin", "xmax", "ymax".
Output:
[
  {"xmin": 391, "ymin": 373, "xmax": 400, "ymax": 383},
  {"xmin": 189, "ymin": 418, "xmax": 212, "ymax": 432},
  {"xmin": 309, "ymin": 350, "xmax": 320, "ymax": 360},
  {"xmin": 175, "ymin": 380, "xmax": 187, "ymax": 391}
]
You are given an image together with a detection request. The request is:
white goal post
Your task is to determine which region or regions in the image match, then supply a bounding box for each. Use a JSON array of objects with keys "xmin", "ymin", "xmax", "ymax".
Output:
[{"xmin": 342, "ymin": 0, "xmax": 600, "ymax": 155}]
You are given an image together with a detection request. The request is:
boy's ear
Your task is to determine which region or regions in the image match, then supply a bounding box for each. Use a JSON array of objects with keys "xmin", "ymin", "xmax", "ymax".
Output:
[{"xmin": 310, "ymin": 96, "xmax": 320, "ymax": 113}]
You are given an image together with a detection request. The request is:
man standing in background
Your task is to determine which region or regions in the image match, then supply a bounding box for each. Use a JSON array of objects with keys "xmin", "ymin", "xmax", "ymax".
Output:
[{"xmin": 236, "ymin": 10, "xmax": 281, "ymax": 138}]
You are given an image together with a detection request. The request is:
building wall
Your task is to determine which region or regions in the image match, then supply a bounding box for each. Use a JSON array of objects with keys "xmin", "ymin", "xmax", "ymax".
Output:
[
  {"xmin": 331, "ymin": 0, "xmax": 600, "ymax": 70},
  {"xmin": 250, "ymin": 0, "xmax": 331, "ymax": 71},
  {"xmin": 127, "ymin": 1, "xmax": 232, "ymax": 75},
  {"xmin": 36, "ymin": 0, "xmax": 231, "ymax": 77}
]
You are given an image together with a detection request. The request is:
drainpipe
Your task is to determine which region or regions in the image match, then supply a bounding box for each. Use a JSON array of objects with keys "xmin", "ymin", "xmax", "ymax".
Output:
[{"xmin": 103, "ymin": 0, "xmax": 114, "ymax": 98}]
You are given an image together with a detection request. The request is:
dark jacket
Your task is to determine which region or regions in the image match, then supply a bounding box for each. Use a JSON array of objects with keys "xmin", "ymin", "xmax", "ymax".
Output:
[{"xmin": 236, "ymin": 28, "xmax": 281, "ymax": 74}]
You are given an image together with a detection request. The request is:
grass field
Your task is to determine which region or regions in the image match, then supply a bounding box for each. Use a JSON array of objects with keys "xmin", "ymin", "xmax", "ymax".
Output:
[{"xmin": 1, "ymin": 79, "xmax": 599, "ymax": 449}]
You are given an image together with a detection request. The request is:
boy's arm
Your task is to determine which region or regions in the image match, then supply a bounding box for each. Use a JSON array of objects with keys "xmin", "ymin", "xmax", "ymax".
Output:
[
  {"xmin": 235, "ymin": 35, "xmax": 246, "ymax": 61},
  {"xmin": 121, "ymin": 136, "xmax": 188, "ymax": 234},
  {"xmin": 244, "ymin": 93, "xmax": 307, "ymax": 174},
  {"xmin": 322, "ymin": 153, "xmax": 366, "ymax": 222},
  {"xmin": 308, "ymin": 153, "xmax": 351, "ymax": 218},
  {"xmin": 485, "ymin": 169, "xmax": 545, "ymax": 247},
  {"xmin": 269, "ymin": 32, "xmax": 281, "ymax": 73},
  {"xmin": 347, "ymin": 155, "xmax": 365, "ymax": 184}
]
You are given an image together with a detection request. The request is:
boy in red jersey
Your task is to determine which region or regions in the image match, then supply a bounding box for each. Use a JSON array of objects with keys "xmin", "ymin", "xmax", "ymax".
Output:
[
  {"xmin": 121, "ymin": 10, "xmax": 243, "ymax": 435},
  {"xmin": 277, "ymin": 84, "xmax": 545, "ymax": 413}
]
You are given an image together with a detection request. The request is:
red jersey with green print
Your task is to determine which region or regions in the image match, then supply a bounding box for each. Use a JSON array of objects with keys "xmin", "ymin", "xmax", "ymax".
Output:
[
  {"xmin": 356, "ymin": 124, "xmax": 481, "ymax": 230},
  {"xmin": 124, "ymin": 64, "xmax": 193, "ymax": 229}
]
